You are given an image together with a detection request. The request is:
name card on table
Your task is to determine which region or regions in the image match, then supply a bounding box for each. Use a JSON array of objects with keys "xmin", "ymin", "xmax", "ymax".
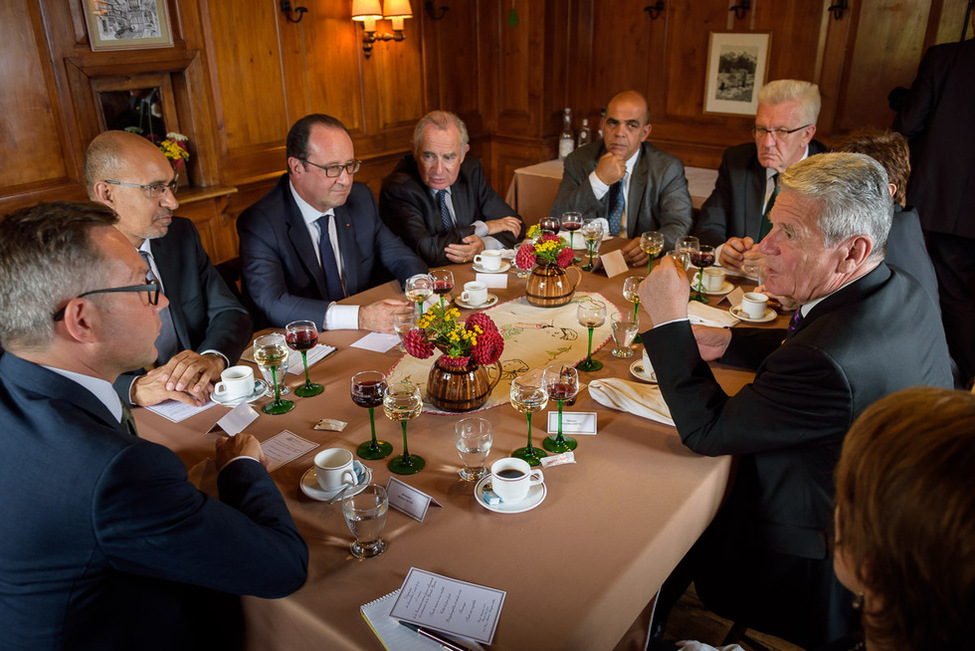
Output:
[
  {"xmin": 546, "ymin": 411, "xmax": 598, "ymax": 435},
  {"xmin": 475, "ymin": 273, "xmax": 508, "ymax": 289},
  {"xmin": 208, "ymin": 401, "xmax": 259, "ymax": 436},
  {"xmin": 386, "ymin": 477, "xmax": 442, "ymax": 522},
  {"xmin": 261, "ymin": 430, "xmax": 319, "ymax": 472},
  {"xmin": 726, "ymin": 286, "xmax": 746, "ymax": 309},
  {"xmin": 600, "ymin": 249, "xmax": 629, "ymax": 278},
  {"xmin": 146, "ymin": 398, "xmax": 216, "ymax": 423},
  {"xmin": 352, "ymin": 332, "xmax": 401, "ymax": 353}
]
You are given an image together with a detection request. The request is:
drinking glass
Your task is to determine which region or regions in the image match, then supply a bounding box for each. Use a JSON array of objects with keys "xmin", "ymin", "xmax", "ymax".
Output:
[
  {"xmin": 665, "ymin": 250, "xmax": 691, "ymax": 271},
  {"xmin": 351, "ymin": 371, "xmax": 392, "ymax": 460},
  {"xmin": 253, "ymin": 333, "xmax": 295, "ymax": 414},
  {"xmin": 622, "ymin": 275, "xmax": 643, "ymax": 345},
  {"xmin": 509, "ymin": 370, "xmax": 549, "ymax": 466},
  {"xmin": 342, "ymin": 484, "xmax": 388, "ymax": 559},
  {"xmin": 640, "ymin": 231, "xmax": 665, "ymax": 275},
  {"xmin": 430, "ymin": 269, "xmax": 454, "ymax": 309},
  {"xmin": 581, "ymin": 218, "xmax": 605, "ymax": 272},
  {"xmin": 543, "ymin": 363, "xmax": 579, "ymax": 452},
  {"xmin": 675, "ymin": 235, "xmax": 699, "ymax": 266},
  {"xmin": 285, "ymin": 320, "xmax": 324, "ymax": 397},
  {"xmin": 611, "ymin": 311, "xmax": 639, "ymax": 358},
  {"xmin": 690, "ymin": 244, "xmax": 716, "ymax": 303},
  {"xmin": 454, "ymin": 417, "xmax": 493, "ymax": 481},
  {"xmin": 576, "ymin": 298, "xmax": 607, "ymax": 372},
  {"xmin": 560, "ymin": 211, "xmax": 582, "ymax": 249},
  {"xmin": 405, "ymin": 273, "xmax": 434, "ymax": 317},
  {"xmin": 391, "ymin": 307, "xmax": 417, "ymax": 354},
  {"xmin": 539, "ymin": 216, "xmax": 560, "ymax": 235},
  {"xmin": 383, "ymin": 379, "xmax": 425, "ymax": 475}
]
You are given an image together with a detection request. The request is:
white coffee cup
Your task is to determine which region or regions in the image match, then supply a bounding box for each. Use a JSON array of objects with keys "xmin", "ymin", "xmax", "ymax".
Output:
[
  {"xmin": 702, "ymin": 267, "xmax": 726, "ymax": 292},
  {"xmin": 212, "ymin": 365, "xmax": 255, "ymax": 401},
  {"xmin": 473, "ymin": 250, "xmax": 502, "ymax": 271},
  {"xmin": 490, "ymin": 457, "xmax": 544, "ymax": 503},
  {"xmin": 461, "ymin": 281, "xmax": 489, "ymax": 307},
  {"xmin": 741, "ymin": 292, "xmax": 769, "ymax": 319},
  {"xmin": 314, "ymin": 448, "xmax": 357, "ymax": 492}
]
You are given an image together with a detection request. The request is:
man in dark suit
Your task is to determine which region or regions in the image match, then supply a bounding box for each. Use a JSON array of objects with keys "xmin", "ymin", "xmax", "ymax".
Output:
[
  {"xmin": 86, "ymin": 131, "xmax": 252, "ymax": 408},
  {"xmin": 550, "ymin": 90, "xmax": 692, "ymax": 263},
  {"xmin": 642, "ymin": 154, "xmax": 953, "ymax": 648},
  {"xmin": 693, "ymin": 80, "xmax": 826, "ymax": 273},
  {"xmin": 380, "ymin": 111, "xmax": 525, "ymax": 266},
  {"xmin": 238, "ymin": 114, "xmax": 426, "ymax": 332},
  {"xmin": 891, "ymin": 20, "xmax": 975, "ymax": 386},
  {"xmin": 0, "ymin": 202, "xmax": 308, "ymax": 651}
]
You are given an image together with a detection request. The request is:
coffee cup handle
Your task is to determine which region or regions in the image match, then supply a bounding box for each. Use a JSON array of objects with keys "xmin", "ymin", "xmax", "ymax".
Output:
[
  {"xmin": 341, "ymin": 469, "xmax": 358, "ymax": 486},
  {"xmin": 213, "ymin": 382, "xmax": 228, "ymax": 397},
  {"xmin": 461, "ymin": 291, "xmax": 471, "ymax": 303},
  {"xmin": 473, "ymin": 254, "xmax": 483, "ymax": 265},
  {"xmin": 528, "ymin": 469, "xmax": 544, "ymax": 485}
]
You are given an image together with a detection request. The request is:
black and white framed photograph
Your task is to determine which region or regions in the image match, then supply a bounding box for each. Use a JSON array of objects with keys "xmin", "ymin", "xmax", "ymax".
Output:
[
  {"xmin": 83, "ymin": 0, "xmax": 173, "ymax": 52},
  {"xmin": 704, "ymin": 32, "xmax": 771, "ymax": 116}
]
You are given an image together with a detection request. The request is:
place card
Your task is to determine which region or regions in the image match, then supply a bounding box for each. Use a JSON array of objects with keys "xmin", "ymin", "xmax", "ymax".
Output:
[
  {"xmin": 145, "ymin": 398, "xmax": 216, "ymax": 423},
  {"xmin": 600, "ymin": 249, "xmax": 629, "ymax": 278},
  {"xmin": 390, "ymin": 568, "xmax": 505, "ymax": 645},
  {"xmin": 352, "ymin": 332, "xmax": 401, "ymax": 353},
  {"xmin": 287, "ymin": 343, "xmax": 336, "ymax": 374},
  {"xmin": 475, "ymin": 273, "xmax": 507, "ymax": 289},
  {"xmin": 386, "ymin": 477, "xmax": 442, "ymax": 522},
  {"xmin": 261, "ymin": 430, "xmax": 319, "ymax": 472},
  {"xmin": 208, "ymin": 401, "xmax": 259, "ymax": 437},
  {"xmin": 546, "ymin": 411, "xmax": 597, "ymax": 435},
  {"xmin": 726, "ymin": 286, "xmax": 746, "ymax": 309}
]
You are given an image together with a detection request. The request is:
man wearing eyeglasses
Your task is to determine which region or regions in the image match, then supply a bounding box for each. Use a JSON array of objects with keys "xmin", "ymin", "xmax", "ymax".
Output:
[
  {"xmin": 379, "ymin": 111, "xmax": 525, "ymax": 266},
  {"xmin": 693, "ymin": 80, "xmax": 827, "ymax": 273},
  {"xmin": 86, "ymin": 131, "xmax": 252, "ymax": 408},
  {"xmin": 238, "ymin": 113, "xmax": 427, "ymax": 332}
]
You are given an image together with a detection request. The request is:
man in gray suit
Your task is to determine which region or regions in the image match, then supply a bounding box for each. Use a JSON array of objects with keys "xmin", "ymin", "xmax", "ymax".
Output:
[{"xmin": 550, "ymin": 90, "xmax": 692, "ymax": 266}]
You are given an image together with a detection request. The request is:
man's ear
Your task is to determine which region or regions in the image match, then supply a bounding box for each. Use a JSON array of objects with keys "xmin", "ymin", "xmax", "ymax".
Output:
[
  {"xmin": 836, "ymin": 235, "xmax": 873, "ymax": 273},
  {"xmin": 58, "ymin": 299, "xmax": 99, "ymax": 345},
  {"xmin": 91, "ymin": 181, "xmax": 116, "ymax": 207}
]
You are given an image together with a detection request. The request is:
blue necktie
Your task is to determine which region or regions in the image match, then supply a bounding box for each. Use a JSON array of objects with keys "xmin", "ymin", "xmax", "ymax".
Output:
[
  {"xmin": 437, "ymin": 189, "xmax": 453, "ymax": 232},
  {"xmin": 758, "ymin": 173, "xmax": 779, "ymax": 241},
  {"xmin": 607, "ymin": 180, "xmax": 624, "ymax": 237},
  {"xmin": 786, "ymin": 308, "xmax": 803, "ymax": 338},
  {"xmin": 316, "ymin": 214, "xmax": 345, "ymax": 299},
  {"xmin": 139, "ymin": 250, "xmax": 179, "ymax": 365}
]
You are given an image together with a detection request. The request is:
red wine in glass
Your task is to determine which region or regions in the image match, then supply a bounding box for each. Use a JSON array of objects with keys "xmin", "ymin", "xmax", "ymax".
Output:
[
  {"xmin": 547, "ymin": 382, "xmax": 578, "ymax": 406},
  {"xmin": 690, "ymin": 249, "xmax": 715, "ymax": 268},
  {"xmin": 351, "ymin": 379, "xmax": 386, "ymax": 408},
  {"xmin": 540, "ymin": 217, "xmax": 560, "ymax": 234},
  {"xmin": 690, "ymin": 244, "xmax": 716, "ymax": 303},
  {"xmin": 433, "ymin": 280, "xmax": 453, "ymax": 295},
  {"xmin": 352, "ymin": 372, "xmax": 393, "ymax": 460},
  {"xmin": 286, "ymin": 328, "xmax": 317, "ymax": 351}
]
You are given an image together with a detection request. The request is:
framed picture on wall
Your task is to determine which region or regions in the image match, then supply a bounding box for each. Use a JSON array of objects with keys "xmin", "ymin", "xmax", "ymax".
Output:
[
  {"xmin": 703, "ymin": 32, "xmax": 771, "ymax": 116},
  {"xmin": 83, "ymin": 0, "xmax": 174, "ymax": 52}
]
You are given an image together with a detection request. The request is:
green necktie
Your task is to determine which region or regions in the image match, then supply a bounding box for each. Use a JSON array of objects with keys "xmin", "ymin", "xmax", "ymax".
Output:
[
  {"xmin": 120, "ymin": 401, "xmax": 139, "ymax": 437},
  {"xmin": 758, "ymin": 173, "xmax": 779, "ymax": 241}
]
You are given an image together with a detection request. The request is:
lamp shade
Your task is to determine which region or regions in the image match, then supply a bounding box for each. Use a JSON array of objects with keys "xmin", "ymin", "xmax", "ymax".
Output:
[
  {"xmin": 383, "ymin": 0, "xmax": 412, "ymax": 18},
  {"xmin": 352, "ymin": 0, "xmax": 382, "ymax": 20}
]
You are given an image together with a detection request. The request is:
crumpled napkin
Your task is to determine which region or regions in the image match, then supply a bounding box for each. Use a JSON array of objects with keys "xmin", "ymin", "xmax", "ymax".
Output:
[
  {"xmin": 589, "ymin": 378, "xmax": 675, "ymax": 426},
  {"xmin": 687, "ymin": 300, "xmax": 740, "ymax": 328}
]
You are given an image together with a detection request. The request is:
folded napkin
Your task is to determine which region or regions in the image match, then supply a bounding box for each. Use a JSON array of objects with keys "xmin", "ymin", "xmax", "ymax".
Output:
[
  {"xmin": 687, "ymin": 300, "xmax": 740, "ymax": 328},
  {"xmin": 589, "ymin": 378, "xmax": 675, "ymax": 427}
]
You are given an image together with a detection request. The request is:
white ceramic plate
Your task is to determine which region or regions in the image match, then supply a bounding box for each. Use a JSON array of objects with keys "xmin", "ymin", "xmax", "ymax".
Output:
[
  {"xmin": 210, "ymin": 380, "xmax": 269, "ymax": 406},
  {"xmin": 474, "ymin": 476, "xmax": 547, "ymax": 514},
  {"xmin": 300, "ymin": 462, "xmax": 372, "ymax": 502},
  {"xmin": 472, "ymin": 261, "xmax": 511, "ymax": 274},
  {"xmin": 454, "ymin": 293, "xmax": 499, "ymax": 310},
  {"xmin": 629, "ymin": 361, "xmax": 658, "ymax": 383},
  {"xmin": 729, "ymin": 304, "xmax": 777, "ymax": 323}
]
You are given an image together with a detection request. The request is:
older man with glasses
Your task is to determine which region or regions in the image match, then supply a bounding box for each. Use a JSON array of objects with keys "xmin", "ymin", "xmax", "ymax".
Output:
[
  {"xmin": 693, "ymin": 80, "xmax": 827, "ymax": 274},
  {"xmin": 86, "ymin": 130, "xmax": 252, "ymax": 408}
]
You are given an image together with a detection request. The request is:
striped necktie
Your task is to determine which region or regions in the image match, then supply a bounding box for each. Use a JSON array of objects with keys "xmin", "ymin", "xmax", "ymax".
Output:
[
  {"xmin": 437, "ymin": 189, "xmax": 453, "ymax": 231},
  {"xmin": 758, "ymin": 173, "xmax": 779, "ymax": 241},
  {"xmin": 786, "ymin": 308, "xmax": 803, "ymax": 338},
  {"xmin": 607, "ymin": 180, "xmax": 624, "ymax": 237}
]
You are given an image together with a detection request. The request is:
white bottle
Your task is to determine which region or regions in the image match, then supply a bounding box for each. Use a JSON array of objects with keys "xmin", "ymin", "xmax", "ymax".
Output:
[
  {"xmin": 577, "ymin": 118, "xmax": 591, "ymax": 148},
  {"xmin": 558, "ymin": 108, "xmax": 574, "ymax": 160}
]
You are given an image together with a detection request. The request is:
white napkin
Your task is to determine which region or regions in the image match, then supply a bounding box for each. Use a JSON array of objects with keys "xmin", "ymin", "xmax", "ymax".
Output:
[
  {"xmin": 589, "ymin": 378, "xmax": 675, "ymax": 426},
  {"xmin": 687, "ymin": 300, "xmax": 740, "ymax": 328}
]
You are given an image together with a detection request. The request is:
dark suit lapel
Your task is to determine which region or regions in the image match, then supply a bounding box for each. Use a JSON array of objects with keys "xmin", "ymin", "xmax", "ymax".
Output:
[
  {"xmin": 282, "ymin": 186, "xmax": 329, "ymax": 299},
  {"xmin": 626, "ymin": 146, "xmax": 650, "ymax": 238},
  {"xmin": 333, "ymin": 204, "xmax": 359, "ymax": 295},
  {"xmin": 745, "ymin": 158, "xmax": 767, "ymax": 240},
  {"xmin": 795, "ymin": 263, "xmax": 892, "ymax": 337},
  {"xmin": 148, "ymin": 238, "xmax": 189, "ymax": 350},
  {"xmin": 451, "ymin": 177, "xmax": 472, "ymax": 229}
]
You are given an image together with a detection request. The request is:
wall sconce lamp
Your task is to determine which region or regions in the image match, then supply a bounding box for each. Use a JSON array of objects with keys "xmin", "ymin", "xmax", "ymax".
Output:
[
  {"xmin": 280, "ymin": 0, "xmax": 308, "ymax": 23},
  {"xmin": 353, "ymin": 0, "xmax": 413, "ymax": 58},
  {"xmin": 644, "ymin": 1, "xmax": 665, "ymax": 20},
  {"xmin": 729, "ymin": 0, "xmax": 751, "ymax": 20},
  {"xmin": 827, "ymin": 0, "xmax": 848, "ymax": 20}
]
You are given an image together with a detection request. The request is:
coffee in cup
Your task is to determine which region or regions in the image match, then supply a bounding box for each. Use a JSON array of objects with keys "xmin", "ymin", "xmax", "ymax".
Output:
[
  {"xmin": 490, "ymin": 457, "xmax": 544, "ymax": 502},
  {"xmin": 473, "ymin": 250, "xmax": 502, "ymax": 271},
  {"xmin": 741, "ymin": 292, "xmax": 769, "ymax": 319},
  {"xmin": 461, "ymin": 281, "xmax": 489, "ymax": 307},
  {"xmin": 212, "ymin": 365, "xmax": 255, "ymax": 401},
  {"xmin": 702, "ymin": 267, "xmax": 726, "ymax": 293},
  {"xmin": 314, "ymin": 448, "xmax": 358, "ymax": 492}
]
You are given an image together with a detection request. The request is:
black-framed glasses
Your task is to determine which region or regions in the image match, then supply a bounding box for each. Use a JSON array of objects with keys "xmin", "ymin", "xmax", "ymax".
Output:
[
  {"xmin": 52, "ymin": 281, "xmax": 161, "ymax": 321},
  {"xmin": 751, "ymin": 124, "xmax": 812, "ymax": 141},
  {"xmin": 105, "ymin": 179, "xmax": 179, "ymax": 198},
  {"xmin": 302, "ymin": 159, "xmax": 362, "ymax": 178}
]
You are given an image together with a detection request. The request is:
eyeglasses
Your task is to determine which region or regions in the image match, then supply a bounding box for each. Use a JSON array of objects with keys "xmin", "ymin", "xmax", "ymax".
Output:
[
  {"xmin": 302, "ymin": 159, "xmax": 362, "ymax": 178},
  {"xmin": 751, "ymin": 124, "xmax": 812, "ymax": 141},
  {"xmin": 105, "ymin": 179, "xmax": 179, "ymax": 198},
  {"xmin": 52, "ymin": 280, "xmax": 161, "ymax": 321}
]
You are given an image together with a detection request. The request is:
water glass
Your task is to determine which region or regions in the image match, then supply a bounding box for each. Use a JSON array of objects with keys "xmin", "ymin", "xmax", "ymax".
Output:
[
  {"xmin": 611, "ymin": 311, "xmax": 639, "ymax": 358},
  {"xmin": 391, "ymin": 307, "xmax": 417, "ymax": 353},
  {"xmin": 342, "ymin": 484, "xmax": 388, "ymax": 559},
  {"xmin": 454, "ymin": 417, "xmax": 493, "ymax": 481}
]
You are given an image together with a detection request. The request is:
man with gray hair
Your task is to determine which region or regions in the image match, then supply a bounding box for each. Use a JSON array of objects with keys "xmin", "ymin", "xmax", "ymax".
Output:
[
  {"xmin": 694, "ymin": 79, "xmax": 827, "ymax": 273},
  {"xmin": 642, "ymin": 153, "xmax": 952, "ymax": 647},
  {"xmin": 380, "ymin": 110, "xmax": 524, "ymax": 266}
]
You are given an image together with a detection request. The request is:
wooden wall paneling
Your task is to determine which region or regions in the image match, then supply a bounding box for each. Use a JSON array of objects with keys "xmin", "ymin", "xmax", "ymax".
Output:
[
  {"xmin": 814, "ymin": 0, "xmax": 855, "ymax": 138},
  {"xmin": 927, "ymin": 0, "xmax": 973, "ymax": 46},
  {"xmin": 422, "ymin": 1, "xmax": 483, "ymax": 128},
  {"xmin": 374, "ymin": 19, "xmax": 425, "ymax": 135},
  {"xmin": 588, "ymin": 0, "xmax": 654, "ymax": 109},
  {"xmin": 492, "ymin": 0, "xmax": 545, "ymax": 137}
]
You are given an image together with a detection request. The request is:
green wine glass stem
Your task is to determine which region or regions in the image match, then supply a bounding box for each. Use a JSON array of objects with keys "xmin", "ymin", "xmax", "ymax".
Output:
[
  {"xmin": 525, "ymin": 412, "xmax": 533, "ymax": 448},
  {"xmin": 557, "ymin": 399, "xmax": 564, "ymax": 436},
  {"xmin": 633, "ymin": 301, "xmax": 640, "ymax": 321},
  {"xmin": 301, "ymin": 351, "xmax": 312, "ymax": 388},
  {"xmin": 698, "ymin": 269, "xmax": 705, "ymax": 297},
  {"xmin": 648, "ymin": 255, "xmax": 653, "ymax": 275},
  {"xmin": 401, "ymin": 421, "xmax": 410, "ymax": 460},
  {"xmin": 586, "ymin": 326, "xmax": 594, "ymax": 364},
  {"xmin": 368, "ymin": 407, "xmax": 378, "ymax": 446},
  {"xmin": 271, "ymin": 366, "xmax": 281, "ymax": 404},
  {"xmin": 588, "ymin": 244, "xmax": 594, "ymax": 269}
]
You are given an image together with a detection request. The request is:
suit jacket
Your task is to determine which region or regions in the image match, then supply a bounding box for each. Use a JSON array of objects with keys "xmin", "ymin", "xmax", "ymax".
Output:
[
  {"xmin": 114, "ymin": 217, "xmax": 252, "ymax": 403},
  {"xmin": 693, "ymin": 140, "xmax": 828, "ymax": 246},
  {"xmin": 237, "ymin": 175, "xmax": 428, "ymax": 328},
  {"xmin": 886, "ymin": 204, "xmax": 939, "ymax": 308},
  {"xmin": 0, "ymin": 354, "xmax": 308, "ymax": 651},
  {"xmin": 550, "ymin": 140, "xmax": 693, "ymax": 250},
  {"xmin": 379, "ymin": 155, "xmax": 525, "ymax": 266},
  {"xmin": 643, "ymin": 263, "xmax": 952, "ymax": 562},
  {"xmin": 895, "ymin": 37, "xmax": 975, "ymax": 237}
]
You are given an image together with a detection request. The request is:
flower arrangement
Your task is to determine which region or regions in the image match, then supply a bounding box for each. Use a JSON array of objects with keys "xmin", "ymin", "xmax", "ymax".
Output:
[
  {"xmin": 515, "ymin": 224, "xmax": 575, "ymax": 269},
  {"xmin": 123, "ymin": 127, "xmax": 190, "ymax": 173},
  {"xmin": 403, "ymin": 304, "xmax": 504, "ymax": 368}
]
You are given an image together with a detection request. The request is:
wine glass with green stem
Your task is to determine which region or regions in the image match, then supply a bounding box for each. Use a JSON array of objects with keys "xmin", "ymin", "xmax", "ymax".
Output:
[
  {"xmin": 576, "ymin": 298, "xmax": 607, "ymax": 372},
  {"xmin": 285, "ymin": 320, "xmax": 324, "ymax": 397},
  {"xmin": 351, "ymin": 370, "xmax": 392, "ymax": 460},
  {"xmin": 581, "ymin": 217, "xmax": 605, "ymax": 272},
  {"xmin": 253, "ymin": 333, "xmax": 295, "ymax": 415},
  {"xmin": 405, "ymin": 273, "xmax": 433, "ymax": 317},
  {"xmin": 542, "ymin": 362, "xmax": 579, "ymax": 452},
  {"xmin": 509, "ymin": 370, "xmax": 549, "ymax": 466},
  {"xmin": 622, "ymin": 275, "xmax": 643, "ymax": 345},
  {"xmin": 382, "ymin": 378, "xmax": 425, "ymax": 475},
  {"xmin": 640, "ymin": 231, "xmax": 664, "ymax": 275}
]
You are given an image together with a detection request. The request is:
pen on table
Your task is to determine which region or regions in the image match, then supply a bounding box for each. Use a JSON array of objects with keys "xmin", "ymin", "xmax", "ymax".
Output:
[{"xmin": 397, "ymin": 620, "xmax": 467, "ymax": 651}]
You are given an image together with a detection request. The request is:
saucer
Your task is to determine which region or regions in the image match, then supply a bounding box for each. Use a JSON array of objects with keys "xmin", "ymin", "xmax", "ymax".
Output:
[
  {"xmin": 729, "ymin": 304, "xmax": 777, "ymax": 323},
  {"xmin": 455, "ymin": 293, "xmax": 499, "ymax": 310},
  {"xmin": 300, "ymin": 461, "xmax": 372, "ymax": 502},
  {"xmin": 629, "ymin": 361, "xmax": 658, "ymax": 383},
  {"xmin": 474, "ymin": 476, "xmax": 547, "ymax": 514},
  {"xmin": 690, "ymin": 273, "xmax": 734, "ymax": 296},
  {"xmin": 472, "ymin": 261, "xmax": 511, "ymax": 274},
  {"xmin": 570, "ymin": 233, "xmax": 611, "ymax": 250},
  {"xmin": 210, "ymin": 380, "xmax": 269, "ymax": 406}
]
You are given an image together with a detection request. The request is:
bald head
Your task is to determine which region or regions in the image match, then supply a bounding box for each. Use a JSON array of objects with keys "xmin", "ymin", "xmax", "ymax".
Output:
[
  {"xmin": 602, "ymin": 90, "xmax": 652, "ymax": 160},
  {"xmin": 84, "ymin": 131, "xmax": 168, "ymax": 198},
  {"xmin": 607, "ymin": 91, "xmax": 650, "ymax": 124}
]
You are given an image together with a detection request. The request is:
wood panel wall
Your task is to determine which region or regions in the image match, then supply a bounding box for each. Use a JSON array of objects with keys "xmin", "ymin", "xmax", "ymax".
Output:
[{"xmin": 1, "ymin": 0, "xmax": 971, "ymax": 265}]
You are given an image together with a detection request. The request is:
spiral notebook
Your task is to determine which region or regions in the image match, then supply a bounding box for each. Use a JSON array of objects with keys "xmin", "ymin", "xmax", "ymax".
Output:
[{"xmin": 360, "ymin": 590, "xmax": 484, "ymax": 651}]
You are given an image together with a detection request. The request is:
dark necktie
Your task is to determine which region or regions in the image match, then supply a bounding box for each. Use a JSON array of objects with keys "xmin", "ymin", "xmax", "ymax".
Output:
[
  {"xmin": 139, "ymin": 250, "xmax": 179, "ymax": 364},
  {"xmin": 120, "ymin": 401, "xmax": 139, "ymax": 436},
  {"xmin": 758, "ymin": 173, "xmax": 779, "ymax": 241},
  {"xmin": 437, "ymin": 189, "xmax": 453, "ymax": 232},
  {"xmin": 316, "ymin": 214, "xmax": 345, "ymax": 299},
  {"xmin": 607, "ymin": 179, "xmax": 625, "ymax": 237},
  {"xmin": 786, "ymin": 307, "xmax": 803, "ymax": 338}
]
